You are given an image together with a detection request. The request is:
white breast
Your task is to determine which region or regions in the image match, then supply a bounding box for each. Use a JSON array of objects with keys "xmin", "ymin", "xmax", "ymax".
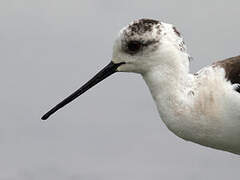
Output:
[{"xmin": 143, "ymin": 65, "xmax": 240, "ymax": 154}]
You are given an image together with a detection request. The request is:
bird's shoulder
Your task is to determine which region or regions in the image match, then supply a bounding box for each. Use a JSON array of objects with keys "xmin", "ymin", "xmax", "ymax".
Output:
[
  {"xmin": 193, "ymin": 55, "xmax": 240, "ymax": 93},
  {"xmin": 212, "ymin": 55, "xmax": 240, "ymax": 93}
]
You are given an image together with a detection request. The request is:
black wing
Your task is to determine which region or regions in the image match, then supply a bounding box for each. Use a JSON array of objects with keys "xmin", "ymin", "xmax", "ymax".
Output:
[{"xmin": 213, "ymin": 55, "xmax": 240, "ymax": 93}]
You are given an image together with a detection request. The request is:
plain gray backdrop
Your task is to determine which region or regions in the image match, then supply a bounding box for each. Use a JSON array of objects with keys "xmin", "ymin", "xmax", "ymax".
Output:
[{"xmin": 1, "ymin": 0, "xmax": 240, "ymax": 179}]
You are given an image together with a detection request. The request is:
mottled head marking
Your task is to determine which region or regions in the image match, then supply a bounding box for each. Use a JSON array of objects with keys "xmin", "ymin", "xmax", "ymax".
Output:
[
  {"xmin": 116, "ymin": 18, "xmax": 190, "ymax": 61},
  {"xmin": 112, "ymin": 19, "xmax": 191, "ymax": 73},
  {"xmin": 128, "ymin": 19, "xmax": 160, "ymax": 35},
  {"xmin": 123, "ymin": 19, "xmax": 161, "ymax": 39},
  {"xmin": 173, "ymin": 27, "xmax": 181, "ymax": 37},
  {"xmin": 121, "ymin": 19, "xmax": 162, "ymax": 54}
]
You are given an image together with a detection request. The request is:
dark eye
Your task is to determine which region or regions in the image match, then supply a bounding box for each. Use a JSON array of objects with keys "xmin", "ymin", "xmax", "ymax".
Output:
[{"xmin": 127, "ymin": 41, "xmax": 142, "ymax": 53}]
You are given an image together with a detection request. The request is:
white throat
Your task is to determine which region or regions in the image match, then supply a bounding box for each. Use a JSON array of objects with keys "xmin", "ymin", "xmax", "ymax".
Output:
[{"xmin": 141, "ymin": 49, "xmax": 195, "ymax": 136}]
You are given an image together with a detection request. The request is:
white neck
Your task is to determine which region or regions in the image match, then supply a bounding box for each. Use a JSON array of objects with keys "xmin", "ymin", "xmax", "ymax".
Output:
[{"xmin": 141, "ymin": 51, "xmax": 194, "ymax": 135}]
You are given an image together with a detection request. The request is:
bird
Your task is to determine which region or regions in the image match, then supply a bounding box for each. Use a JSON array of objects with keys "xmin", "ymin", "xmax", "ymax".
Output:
[{"xmin": 42, "ymin": 18, "xmax": 240, "ymax": 155}]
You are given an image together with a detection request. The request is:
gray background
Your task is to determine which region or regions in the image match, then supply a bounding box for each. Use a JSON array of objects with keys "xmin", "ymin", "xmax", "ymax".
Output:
[{"xmin": 1, "ymin": 0, "xmax": 240, "ymax": 179}]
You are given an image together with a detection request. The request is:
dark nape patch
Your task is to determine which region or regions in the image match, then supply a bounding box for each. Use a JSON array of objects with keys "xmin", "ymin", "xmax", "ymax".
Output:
[{"xmin": 173, "ymin": 27, "xmax": 181, "ymax": 37}]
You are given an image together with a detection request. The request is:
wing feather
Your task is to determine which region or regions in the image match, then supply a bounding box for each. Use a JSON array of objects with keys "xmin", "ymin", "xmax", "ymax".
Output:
[{"xmin": 213, "ymin": 56, "xmax": 240, "ymax": 93}]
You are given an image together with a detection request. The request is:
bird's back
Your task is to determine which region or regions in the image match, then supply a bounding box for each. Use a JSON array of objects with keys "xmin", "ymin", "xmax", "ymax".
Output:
[{"xmin": 190, "ymin": 55, "xmax": 240, "ymax": 154}]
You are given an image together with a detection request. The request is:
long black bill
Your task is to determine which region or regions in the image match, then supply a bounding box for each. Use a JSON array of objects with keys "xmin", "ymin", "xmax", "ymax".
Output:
[{"xmin": 41, "ymin": 61, "xmax": 125, "ymax": 120}]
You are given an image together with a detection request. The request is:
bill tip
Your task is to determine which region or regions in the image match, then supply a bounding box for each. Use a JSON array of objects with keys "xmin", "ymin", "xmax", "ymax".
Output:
[{"xmin": 41, "ymin": 114, "xmax": 49, "ymax": 120}]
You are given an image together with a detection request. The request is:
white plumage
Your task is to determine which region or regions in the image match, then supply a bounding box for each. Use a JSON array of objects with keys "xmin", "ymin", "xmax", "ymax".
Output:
[
  {"xmin": 42, "ymin": 19, "xmax": 240, "ymax": 155},
  {"xmin": 114, "ymin": 19, "xmax": 240, "ymax": 154}
]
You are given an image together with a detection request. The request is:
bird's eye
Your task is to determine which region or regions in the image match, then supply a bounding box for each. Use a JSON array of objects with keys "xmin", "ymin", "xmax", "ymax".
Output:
[{"xmin": 127, "ymin": 41, "xmax": 142, "ymax": 53}]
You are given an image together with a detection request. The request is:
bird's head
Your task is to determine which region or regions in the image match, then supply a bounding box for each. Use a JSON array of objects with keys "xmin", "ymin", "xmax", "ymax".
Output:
[
  {"xmin": 112, "ymin": 19, "xmax": 190, "ymax": 74},
  {"xmin": 41, "ymin": 18, "xmax": 190, "ymax": 120}
]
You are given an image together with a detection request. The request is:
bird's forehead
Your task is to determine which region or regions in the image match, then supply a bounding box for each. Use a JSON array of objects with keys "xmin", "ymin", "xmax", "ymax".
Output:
[{"xmin": 121, "ymin": 19, "xmax": 162, "ymax": 42}]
